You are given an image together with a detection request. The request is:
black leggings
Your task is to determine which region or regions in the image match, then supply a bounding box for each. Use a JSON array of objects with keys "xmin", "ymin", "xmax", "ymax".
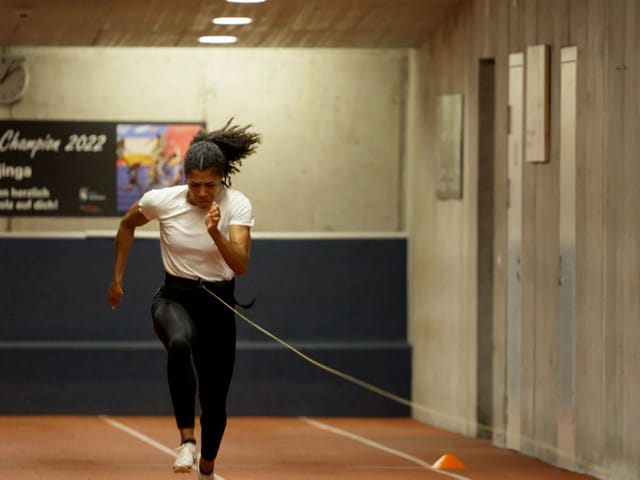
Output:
[{"xmin": 151, "ymin": 274, "xmax": 236, "ymax": 460}]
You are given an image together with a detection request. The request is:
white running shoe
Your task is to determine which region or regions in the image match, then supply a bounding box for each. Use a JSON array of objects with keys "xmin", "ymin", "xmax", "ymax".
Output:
[
  {"xmin": 198, "ymin": 470, "xmax": 214, "ymax": 480},
  {"xmin": 173, "ymin": 442, "xmax": 197, "ymax": 473},
  {"xmin": 195, "ymin": 453, "xmax": 220, "ymax": 480},
  {"xmin": 198, "ymin": 468, "xmax": 223, "ymax": 480}
]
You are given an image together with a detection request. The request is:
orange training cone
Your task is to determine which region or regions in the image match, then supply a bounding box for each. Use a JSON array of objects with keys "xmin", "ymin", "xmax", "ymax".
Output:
[{"xmin": 432, "ymin": 453, "xmax": 465, "ymax": 470}]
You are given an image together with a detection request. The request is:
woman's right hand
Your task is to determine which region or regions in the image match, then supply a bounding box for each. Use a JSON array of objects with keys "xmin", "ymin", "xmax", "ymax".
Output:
[{"xmin": 108, "ymin": 281, "xmax": 124, "ymax": 309}]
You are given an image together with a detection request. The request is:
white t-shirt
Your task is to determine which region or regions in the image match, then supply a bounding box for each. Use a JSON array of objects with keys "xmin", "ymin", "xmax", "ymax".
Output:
[{"xmin": 138, "ymin": 184, "xmax": 254, "ymax": 281}]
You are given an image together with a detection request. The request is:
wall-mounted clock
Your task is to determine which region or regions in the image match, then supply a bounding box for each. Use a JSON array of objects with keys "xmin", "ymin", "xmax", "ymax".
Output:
[{"xmin": 0, "ymin": 56, "xmax": 29, "ymax": 105}]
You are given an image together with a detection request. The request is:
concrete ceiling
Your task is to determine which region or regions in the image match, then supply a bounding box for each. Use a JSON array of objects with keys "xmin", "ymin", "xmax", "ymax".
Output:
[{"xmin": 0, "ymin": 0, "xmax": 462, "ymax": 49}]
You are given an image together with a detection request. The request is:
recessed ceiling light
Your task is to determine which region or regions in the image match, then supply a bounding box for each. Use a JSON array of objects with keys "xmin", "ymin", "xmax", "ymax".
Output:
[
  {"xmin": 226, "ymin": 0, "xmax": 266, "ymax": 3},
  {"xmin": 198, "ymin": 35, "xmax": 238, "ymax": 44},
  {"xmin": 213, "ymin": 17, "xmax": 252, "ymax": 25}
]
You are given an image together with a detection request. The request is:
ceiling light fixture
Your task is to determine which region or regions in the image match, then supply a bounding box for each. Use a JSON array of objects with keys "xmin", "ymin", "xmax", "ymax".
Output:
[
  {"xmin": 213, "ymin": 17, "xmax": 252, "ymax": 25},
  {"xmin": 198, "ymin": 35, "xmax": 238, "ymax": 44}
]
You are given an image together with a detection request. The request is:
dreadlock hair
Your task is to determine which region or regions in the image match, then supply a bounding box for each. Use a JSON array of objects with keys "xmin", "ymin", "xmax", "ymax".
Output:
[{"xmin": 183, "ymin": 118, "xmax": 262, "ymax": 187}]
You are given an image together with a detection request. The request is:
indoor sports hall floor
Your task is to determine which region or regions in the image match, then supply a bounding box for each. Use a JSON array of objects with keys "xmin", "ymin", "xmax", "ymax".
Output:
[{"xmin": 1, "ymin": 415, "xmax": 597, "ymax": 480}]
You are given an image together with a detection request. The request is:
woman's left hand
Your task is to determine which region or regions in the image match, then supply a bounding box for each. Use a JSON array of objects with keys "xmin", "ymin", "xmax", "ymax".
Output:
[{"xmin": 205, "ymin": 202, "xmax": 221, "ymax": 232}]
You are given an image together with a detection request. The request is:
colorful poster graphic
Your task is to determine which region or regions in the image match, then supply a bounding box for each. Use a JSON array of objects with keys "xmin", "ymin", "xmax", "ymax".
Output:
[
  {"xmin": 0, "ymin": 120, "xmax": 203, "ymax": 216},
  {"xmin": 116, "ymin": 123, "xmax": 202, "ymax": 213}
]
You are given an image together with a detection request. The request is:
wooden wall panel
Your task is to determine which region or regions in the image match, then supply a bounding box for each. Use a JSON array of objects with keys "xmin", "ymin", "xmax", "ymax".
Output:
[
  {"xmin": 490, "ymin": 0, "xmax": 511, "ymax": 449},
  {"xmin": 615, "ymin": 1, "xmax": 640, "ymax": 475},
  {"xmin": 603, "ymin": 0, "xmax": 627, "ymax": 473},
  {"xmin": 459, "ymin": 3, "xmax": 479, "ymax": 436},
  {"xmin": 573, "ymin": 0, "xmax": 606, "ymax": 473},
  {"xmin": 531, "ymin": 0, "xmax": 562, "ymax": 464},
  {"xmin": 557, "ymin": 45, "xmax": 577, "ymax": 469},
  {"xmin": 521, "ymin": 7, "xmax": 537, "ymax": 460},
  {"xmin": 508, "ymin": 0, "xmax": 527, "ymax": 52},
  {"xmin": 517, "ymin": 0, "xmax": 538, "ymax": 460},
  {"xmin": 409, "ymin": 3, "xmax": 479, "ymax": 435},
  {"xmin": 474, "ymin": 0, "xmax": 496, "ymax": 59},
  {"xmin": 409, "ymin": 0, "xmax": 640, "ymax": 478},
  {"xmin": 622, "ymin": 3, "xmax": 640, "ymax": 474},
  {"xmin": 506, "ymin": 52, "xmax": 525, "ymax": 452}
]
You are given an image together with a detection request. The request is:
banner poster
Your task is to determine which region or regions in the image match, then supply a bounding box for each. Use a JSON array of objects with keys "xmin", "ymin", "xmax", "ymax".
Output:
[{"xmin": 0, "ymin": 120, "xmax": 204, "ymax": 216}]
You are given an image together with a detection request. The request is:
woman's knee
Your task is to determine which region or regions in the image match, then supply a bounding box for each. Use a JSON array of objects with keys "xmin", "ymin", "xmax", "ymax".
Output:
[{"xmin": 167, "ymin": 333, "xmax": 191, "ymax": 352}]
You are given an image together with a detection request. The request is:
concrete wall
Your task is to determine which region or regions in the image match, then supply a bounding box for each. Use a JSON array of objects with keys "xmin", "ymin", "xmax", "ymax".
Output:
[
  {"xmin": 406, "ymin": 1, "xmax": 640, "ymax": 479},
  {"xmin": 0, "ymin": 47, "xmax": 407, "ymax": 233}
]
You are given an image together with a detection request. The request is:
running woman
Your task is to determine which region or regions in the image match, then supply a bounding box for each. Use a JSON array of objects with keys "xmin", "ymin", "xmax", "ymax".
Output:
[{"xmin": 108, "ymin": 119, "xmax": 261, "ymax": 479}]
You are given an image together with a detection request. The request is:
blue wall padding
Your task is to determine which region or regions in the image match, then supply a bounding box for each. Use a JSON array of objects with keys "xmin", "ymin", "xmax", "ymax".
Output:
[{"xmin": 0, "ymin": 236, "xmax": 410, "ymax": 416}]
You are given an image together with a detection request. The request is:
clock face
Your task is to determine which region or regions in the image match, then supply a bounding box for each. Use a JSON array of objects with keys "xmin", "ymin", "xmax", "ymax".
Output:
[{"xmin": 0, "ymin": 57, "xmax": 29, "ymax": 105}]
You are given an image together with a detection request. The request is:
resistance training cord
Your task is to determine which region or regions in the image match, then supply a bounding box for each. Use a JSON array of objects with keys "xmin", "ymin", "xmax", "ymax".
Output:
[{"xmin": 199, "ymin": 284, "xmax": 607, "ymax": 478}]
